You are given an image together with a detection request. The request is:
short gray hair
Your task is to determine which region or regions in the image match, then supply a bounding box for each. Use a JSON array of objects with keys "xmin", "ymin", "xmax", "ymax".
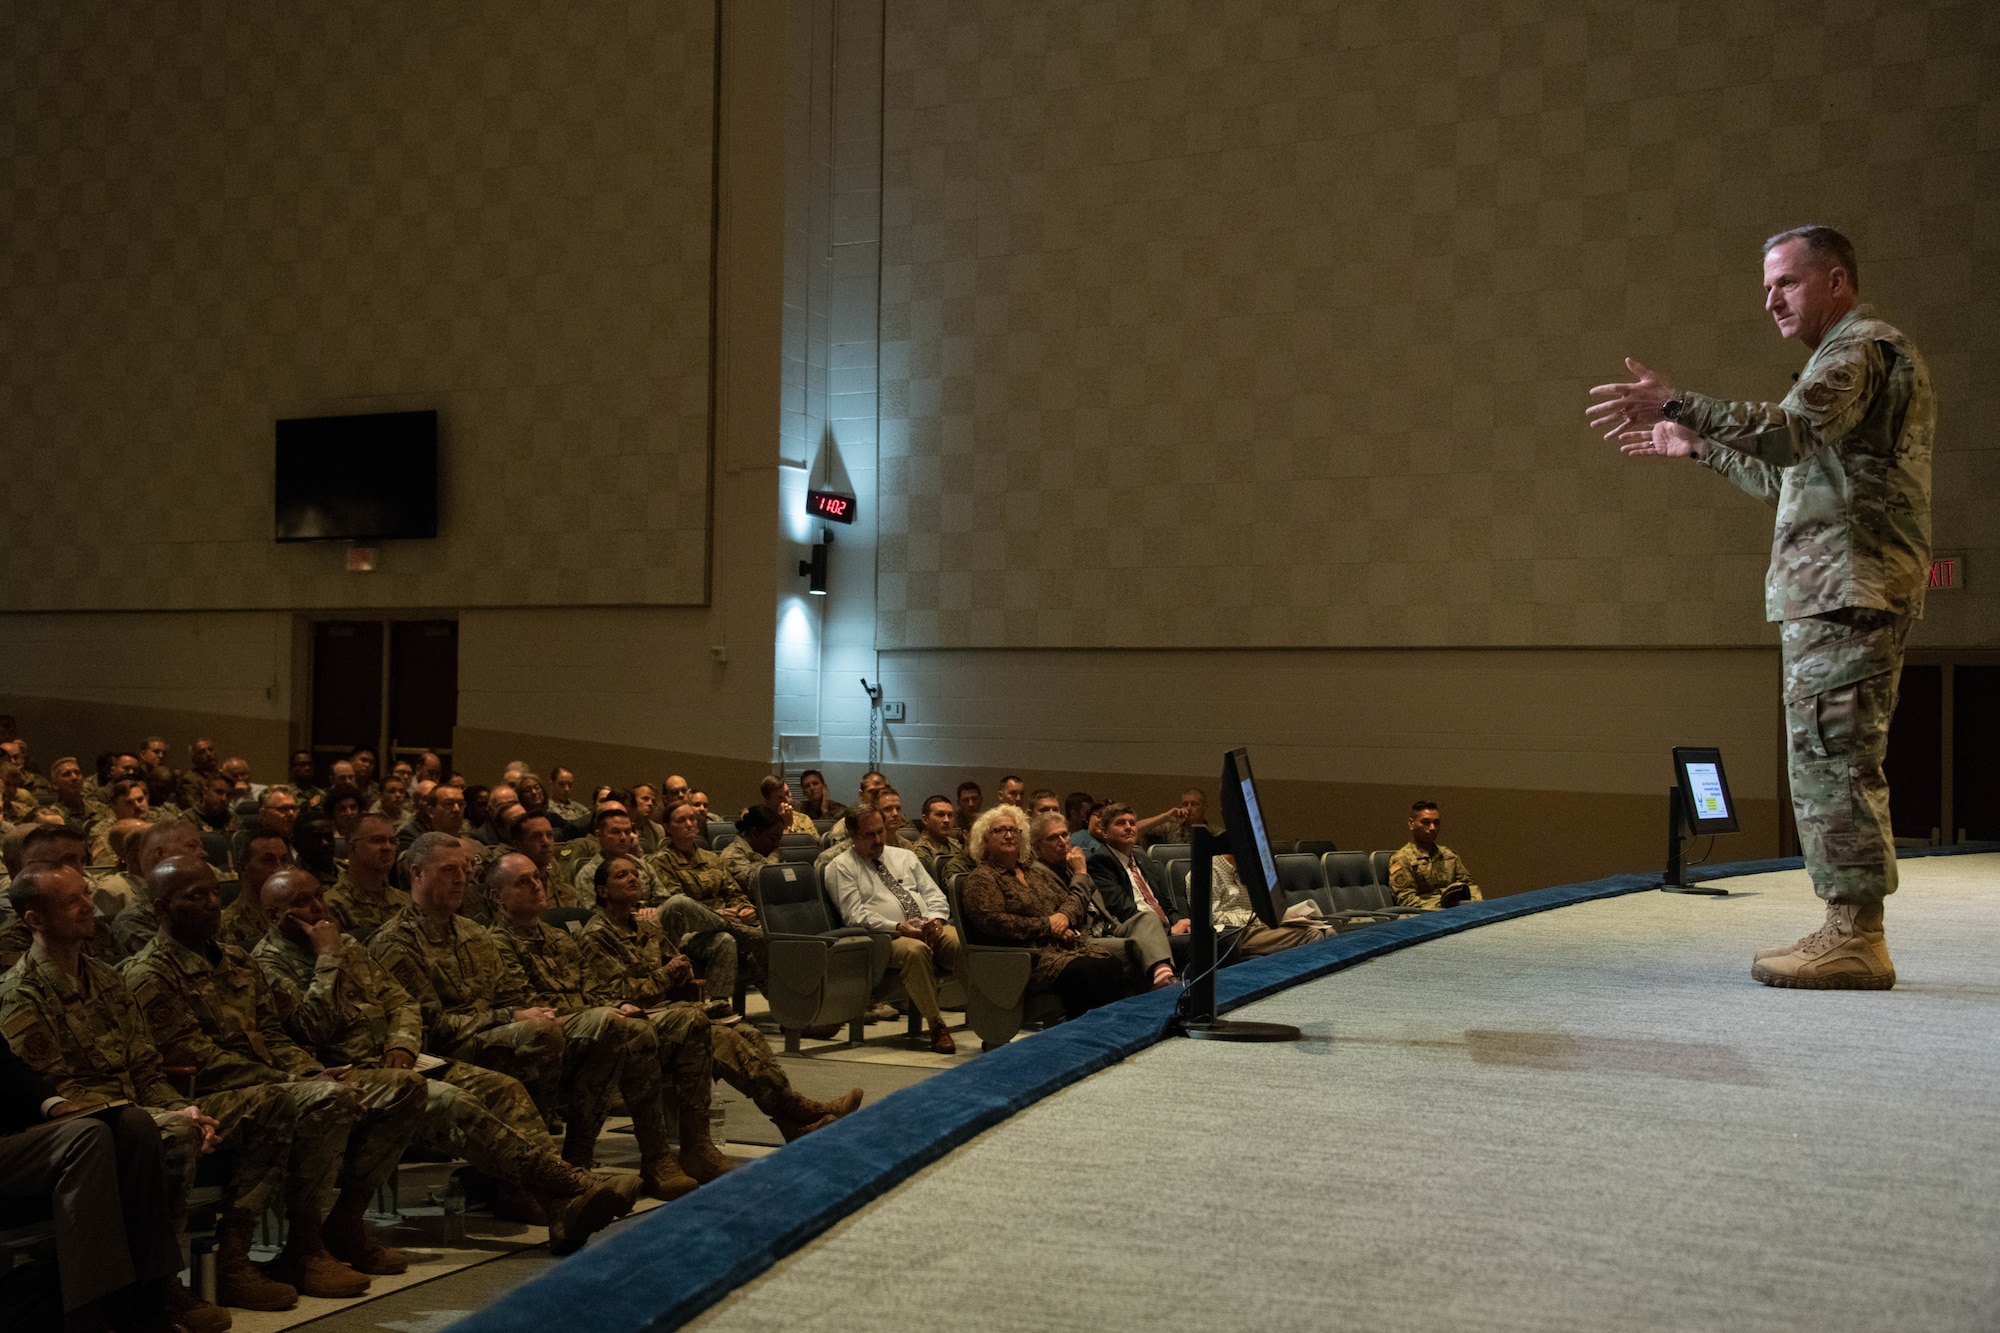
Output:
[
  {"xmin": 1763, "ymin": 225, "xmax": 1859, "ymax": 292},
  {"xmin": 406, "ymin": 830, "xmax": 466, "ymax": 876},
  {"xmin": 1028, "ymin": 810, "xmax": 1069, "ymax": 844}
]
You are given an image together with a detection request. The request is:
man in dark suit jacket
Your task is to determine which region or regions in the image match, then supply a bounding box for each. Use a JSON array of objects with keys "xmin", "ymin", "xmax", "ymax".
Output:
[
  {"xmin": 1086, "ymin": 803, "xmax": 1191, "ymax": 977},
  {"xmin": 1, "ymin": 964, "xmax": 188, "ymax": 1331}
]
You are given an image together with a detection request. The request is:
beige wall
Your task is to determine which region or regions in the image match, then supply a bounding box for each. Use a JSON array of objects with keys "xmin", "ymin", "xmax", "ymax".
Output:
[
  {"xmin": 875, "ymin": 0, "xmax": 2000, "ymax": 650},
  {"xmin": 0, "ymin": 0, "xmax": 716, "ymax": 612}
]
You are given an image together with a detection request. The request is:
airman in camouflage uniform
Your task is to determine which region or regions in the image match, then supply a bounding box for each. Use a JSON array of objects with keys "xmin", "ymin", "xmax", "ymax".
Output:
[
  {"xmin": 367, "ymin": 832, "xmax": 571, "ymax": 1129},
  {"xmin": 249, "ymin": 869, "xmax": 641, "ymax": 1249},
  {"xmin": 322, "ymin": 811, "xmax": 408, "ymax": 941},
  {"xmin": 1387, "ymin": 842, "xmax": 1482, "ymax": 911},
  {"xmin": 1593, "ymin": 227, "xmax": 1932, "ymax": 989},
  {"xmin": 0, "ymin": 864, "xmax": 301, "ymax": 1312},
  {"xmin": 123, "ymin": 856, "xmax": 421, "ymax": 1295},
  {"xmin": 650, "ymin": 807, "xmax": 765, "ymax": 989},
  {"xmin": 484, "ymin": 853, "xmax": 709, "ymax": 1196},
  {"xmin": 578, "ymin": 855, "xmax": 860, "ymax": 1144}
]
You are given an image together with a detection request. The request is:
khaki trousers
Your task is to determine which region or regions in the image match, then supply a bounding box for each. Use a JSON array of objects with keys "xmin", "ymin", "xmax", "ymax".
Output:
[{"xmin": 887, "ymin": 926, "xmax": 963, "ymax": 1023}]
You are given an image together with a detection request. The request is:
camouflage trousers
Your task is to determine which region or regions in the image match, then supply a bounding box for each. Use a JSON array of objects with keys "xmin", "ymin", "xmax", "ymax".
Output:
[
  {"xmin": 658, "ymin": 895, "xmax": 743, "ymax": 1000},
  {"xmin": 446, "ymin": 1018, "xmax": 567, "ymax": 1129},
  {"xmin": 1781, "ymin": 607, "xmax": 1912, "ymax": 903},
  {"xmin": 560, "ymin": 1006, "xmax": 668, "ymax": 1161},
  {"xmin": 648, "ymin": 1008, "xmax": 792, "ymax": 1118},
  {"xmin": 417, "ymin": 1061, "xmax": 570, "ymax": 1187},
  {"xmin": 153, "ymin": 1108, "xmax": 213, "ymax": 1235},
  {"xmin": 335, "ymin": 1067, "xmax": 427, "ymax": 1196},
  {"xmin": 637, "ymin": 1002, "xmax": 715, "ymax": 1122},
  {"xmin": 193, "ymin": 1080, "xmax": 352, "ymax": 1220}
]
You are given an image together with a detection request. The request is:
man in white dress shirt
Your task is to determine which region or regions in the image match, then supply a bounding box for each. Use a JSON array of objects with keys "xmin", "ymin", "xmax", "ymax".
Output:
[{"xmin": 821, "ymin": 807, "xmax": 964, "ymax": 1054}]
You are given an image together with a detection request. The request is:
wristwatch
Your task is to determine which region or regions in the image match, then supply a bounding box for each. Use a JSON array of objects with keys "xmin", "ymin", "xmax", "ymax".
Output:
[{"xmin": 1661, "ymin": 397, "xmax": 1685, "ymax": 423}]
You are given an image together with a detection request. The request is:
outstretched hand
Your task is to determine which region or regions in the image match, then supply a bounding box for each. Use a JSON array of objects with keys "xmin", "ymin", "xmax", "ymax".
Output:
[
  {"xmin": 1586, "ymin": 358, "xmax": 1675, "ymax": 439},
  {"xmin": 1620, "ymin": 420, "xmax": 1704, "ymax": 459}
]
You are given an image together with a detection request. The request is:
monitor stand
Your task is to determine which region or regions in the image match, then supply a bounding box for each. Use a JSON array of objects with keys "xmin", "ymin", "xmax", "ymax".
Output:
[
  {"xmin": 1173, "ymin": 827, "xmax": 1303, "ymax": 1042},
  {"xmin": 1661, "ymin": 782, "xmax": 1728, "ymax": 896}
]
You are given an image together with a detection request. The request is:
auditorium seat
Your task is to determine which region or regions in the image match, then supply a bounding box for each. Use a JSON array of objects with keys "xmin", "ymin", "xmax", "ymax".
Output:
[
  {"xmin": 1370, "ymin": 849, "xmax": 1394, "ymax": 887},
  {"xmin": 540, "ymin": 906, "xmax": 594, "ymax": 934},
  {"xmin": 712, "ymin": 832, "xmax": 739, "ymax": 852},
  {"xmin": 1323, "ymin": 852, "xmax": 1422, "ymax": 923},
  {"xmin": 1164, "ymin": 859, "xmax": 1192, "ymax": 915},
  {"xmin": 1267, "ymin": 839, "xmax": 1298, "ymax": 855},
  {"xmin": 1147, "ymin": 843, "xmax": 1190, "ymax": 884},
  {"xmin": 1295, "ymin": 839, "xmax": 1337, "ymax": 857},
  {"xmin": 776, "ymin": 840, "xmax": 817, "ymax": 863},
  {"xmin": 1271, "ymin": 853, "xmax": 1333, "ymax": 916},
  {"xmin": 752, "ymin": 862, "xmax": 877, "ymax": 1054}
]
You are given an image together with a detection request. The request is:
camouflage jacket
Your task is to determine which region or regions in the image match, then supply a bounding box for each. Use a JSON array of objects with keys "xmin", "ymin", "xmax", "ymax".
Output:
[
  {"xmin": 647, "ymin": 843, "xmax": 748, "ymax": 913},
  {"xmin": 109, "ymin": 896, "xmax": 160, "ymax": 960},
  {"xmin": 253, "ymin": 929, "xmax": 424, "ymax": 1068},
  {"xmin": 323, "ymin": 872, "xmax": 410, "ymax": 944},
  {"xmin": 1387, "ymin": 842, "xmax": 1482, "ymax": 910},
  {"xmin": 717, "ymin": 840, "xmax": 781, "ymax": 897},
  {"xmin": 368, "ymin": 906, "xmax": 528, "ymax": 1051},
  {"xmin": 546, "ymin": 839, "xmax": 597, "ymax": 908},
  {"xmin": 568, "ymin": 850, "xmax": 666, "ymax": 907},
  {"xmin": 0, "ymin": 942, "xmax": 194, "ymax": 1111},
  {"xmin": 0, "ymin": 916, "xmax": 119, "ymax": 972},
  {"xmin": 122, "ymin": 932, "xmax": 322, "ymax": 1092},
  {"xmin": 1688, "ymin": 305, "xmax": 1934, "ymax": 622},
  {"xmin": 576, "ymin": 910, "xmax": 677, "ymax": 1009},
  {"xmin": 216, "ymin": 893, "xmax": 273, "ymax": 954},
  {"xmin": 912, "ymin": 832, "xmax": 974, "ymax": 888},
  {"xmin": 489, "ymin": 916, "xmax": 592, "ymax": 1013}
]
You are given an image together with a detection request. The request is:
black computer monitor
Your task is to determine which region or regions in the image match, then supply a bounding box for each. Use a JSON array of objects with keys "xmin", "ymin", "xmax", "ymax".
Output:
[
  {"xmin": 1672, "ymin": 746, "xmax": 1739, "ymax": 836},
  {"xmin": 1218, "ymin": 746, "xmax": 1282, "ymax": 929}
]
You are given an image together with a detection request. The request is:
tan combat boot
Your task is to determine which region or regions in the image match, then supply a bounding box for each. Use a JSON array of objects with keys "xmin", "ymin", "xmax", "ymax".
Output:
[
  {"xmin": 768, "ymin": 1085, "xmax": 862, "ymax": 1141},
  {"xmin": 677, "ymin": 1109, "xmax": 744, "ymax": 1183},
  {"xmin": 541, "ymin": 1174, "xmax": 641, "ymax": 1257},
  {"xmin": 213, "ymin": 1216, "xmax": 297, "ymax": 1312},
  {"xmin": 633, "ymin": 1106, "xmax": 701, "ymax": 1200},
  {"xmin": 322, "ymin": 1184, "xmax": 409, "ymax": 1276},
  {"xmin": 261, "ymin": 1206, "xmax": 372, "ymax": 1299},
  {"xmin": 161, "ymin": 1275, "xmax": 232, "ymax": 1333},
  {"xmin": 1752, "ymin": 899, "xmax": 1893, "ymax": 989}
]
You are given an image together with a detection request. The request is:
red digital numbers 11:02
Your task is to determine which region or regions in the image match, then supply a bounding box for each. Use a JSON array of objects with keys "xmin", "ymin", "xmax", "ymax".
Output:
[{"xmin": 807, "ymin": 490, "xmax": 856, "ymax": 523}]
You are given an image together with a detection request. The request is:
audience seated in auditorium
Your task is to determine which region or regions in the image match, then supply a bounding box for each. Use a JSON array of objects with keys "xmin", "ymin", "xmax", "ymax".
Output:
[
  {"xmin": 815, "ymin": 786, "xmax": 910, "ymax": 872},
  {"xmin": 576, "ymin": 852, "xmax": 860, "ymax": 1142},
  {"xmin": 822, "ymin": 806, "xmax": 964, "ymax": 1054},
  {"xmin": 819, "ymin": 770, "xmax": 887, "ymax": 847},
  {"xmin": 287, "ymin": 750, "xmax": 324, "ymax": 809},
  {"xmin": 2, "ymin": 826, "xmax": 121, "ymax": 970},
  {"xmin": 372, "ymin": 774, "xmax": 411, "ymax": 827},
  {"xmin": 1063, "ymin": 792, "xmax": 1101, "ymax": 855},
  {"xmin": 253, "ymin": 786, "xmax": 302, "ymax": 847},
  {"xmin": 397, "ymin": 781, "xmax": 464, "ymax": 854},
  {"xmin": 759, "ymin": 775, "xmax": 818, "ymax": 836},
  {"xmin": 1031, "ymin": 812, "xmax": 1176, "ymax": 990},
  {"xmin": 1027, "ymin": 788, "xmax": 1062, "ymax": 820},
  {"xmin": 124, "ymin": 855, "xmax": 426, "ymax": 1296},
  {"xmin": 995, "ymin": 775, "xmax": 1026, "ymax": 810},
  {"xmin": 1087, "ymin": 804, "xmax": 1191, "ymax": 971},
  {"xmin": 89, "ymin": 782, "xmax": 150, "ymax": 868},
  {"xmin": 952, "ymin": 781, "xmax": 983, "ymax": 836},
  {"xmin": 626, "ymin": 782, "xmax": 666, "ymax": 854},
  {"xmin": 566, "ymin": 806, "xmax": 669, "ymax": 913},
  {"xmin": 481, "ymin": 852, "xmax": 698, "ymax": 1199},
  {"xmin": 251, "ymin": 867, "xmax": 637, "ymax": 1253},
  {"xmin": 960, "ymin": 806, "xmax": 1128, "ymax": 1020},
  {"xmin": 546, "ymin": 766, "xmax": 589, "ymax": 828},
  {"xmin": 1389, "ymin": 801, "xmax": 1483, "ymax": 911},
  {"xmin": 45, "ymin": 757, "xmax": 96, "ymax": 834},
  {"xmin": 718, "ymin": 805, "xmax": 784, "ymax": 897}
]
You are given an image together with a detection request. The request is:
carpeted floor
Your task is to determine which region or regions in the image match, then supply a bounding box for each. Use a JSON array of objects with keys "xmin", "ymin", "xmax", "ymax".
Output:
[{"xmin": 687, "ymin": 855, "xmax": 2000, "ymax": 1333}]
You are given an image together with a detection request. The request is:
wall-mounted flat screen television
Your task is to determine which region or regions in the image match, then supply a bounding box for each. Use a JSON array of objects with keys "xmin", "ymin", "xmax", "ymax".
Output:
[{"xmin": 274, "ymin": 410, "xmax": 438, "ymax": 542}]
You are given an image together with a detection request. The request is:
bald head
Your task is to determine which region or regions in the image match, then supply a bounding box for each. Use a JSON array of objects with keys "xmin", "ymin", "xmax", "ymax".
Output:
[
  {"xmin": 260, "ymin": 866, "xmax": 320, "ymax": 916},
  {"xmin": 147, "ymin": 853, "xmax": 215, "ymax": 903},
  {"xmin": 487, "ymin": 851, "xmax": 547, "ymax": 927}
]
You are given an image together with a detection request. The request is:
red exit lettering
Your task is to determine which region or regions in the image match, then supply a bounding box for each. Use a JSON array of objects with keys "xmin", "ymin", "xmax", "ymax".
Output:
[{"xmin": 1927, "ymin": 557, "xmax": 1959, "ymax": 590}]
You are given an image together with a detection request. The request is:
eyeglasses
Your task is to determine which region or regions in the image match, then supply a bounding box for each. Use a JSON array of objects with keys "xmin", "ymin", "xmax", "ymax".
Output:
[{"xmin": 992, "ymin": 827, "xmax": 1020, "ymax": 837}]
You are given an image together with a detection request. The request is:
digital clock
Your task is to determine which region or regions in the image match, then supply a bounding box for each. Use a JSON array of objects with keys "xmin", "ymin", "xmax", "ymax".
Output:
[{"xmin": 807, "ymin": 489, "xmax": 857, "ymax": 524}]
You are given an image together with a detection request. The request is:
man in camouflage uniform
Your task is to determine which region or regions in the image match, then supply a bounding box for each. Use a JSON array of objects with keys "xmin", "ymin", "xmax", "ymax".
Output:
[
  {"xmin": 44, "ymin": 757, "xmax": 99, "ymax": 837},
  {"xmin": 1, "ymin": 863, "xmax": 294, "ymax": 1317},
  {"xmin": 1, "ymin": 826, "xmax": 120, "ymax": 970},
  {"xmin": 217, "ymin": 829, "xmax": 290, "ymax": 951},
  {"xmin": 649, "ymin": 801, "xmax": 764, "ymax": 991},
  {"xmin": 109, "ymin": 819, "xmax": 216, "ymax": 960},
  {"xmin": 911, "ymin": 795, "xmax": 973, "ymax": 888},
  {"xmin": 1593, "ymin": 226, "xmax": 1932, "ymax": 990},
  {"xmin": 123, "ymin": 855, "xmax": 422, "ymax": 1297},
  {"xmin": 1387, "ymin": 802, "xmax": 1483, "ymax": 911},
  {"xmin": 575, "ymin": 806, "xmax": 740, "ymax": 1007},
  {"xmin": 578, "ymin": 852, "xmax": 860, "ymax": 1143},
  {"xmin": 250, "ymin": 868, "xmax": 639, "ymax": 1254},
  {"xmin": 485, "ymin": 852, "xmax": 715, "ymax": 1196},
  {"xmin": 367, "ymin": 832, "xmax": 573, "ymax": 1130},
  {"xmin": 325, "ymin": 812, "xmax": 409, "ymax": 942}
]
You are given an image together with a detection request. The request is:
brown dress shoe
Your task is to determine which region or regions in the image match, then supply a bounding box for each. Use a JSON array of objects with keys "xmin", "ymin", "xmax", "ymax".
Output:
[{"xmin": 928, "ymin": 1018, "xmax": 957, "ymax": 1055}]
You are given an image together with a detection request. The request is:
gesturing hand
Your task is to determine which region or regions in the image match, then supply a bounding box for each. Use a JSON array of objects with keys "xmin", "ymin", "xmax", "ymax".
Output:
[
  {"xmin": 1620, "ymin": 420, "xmax": 1704, "ymax": 459},
  {"xmin": 1586, "ymin": 358, "xmax": 1676, "ymax": 439}
]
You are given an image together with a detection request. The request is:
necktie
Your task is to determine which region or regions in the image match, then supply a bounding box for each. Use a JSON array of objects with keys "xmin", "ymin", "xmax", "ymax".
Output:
[
  {"xmin": 872, "ymin": 857, "xmax": 926, "ymax": 920},
  {"xmin": 1127, "ymin": 854, "xmax": 1167, "ymax": 921}
]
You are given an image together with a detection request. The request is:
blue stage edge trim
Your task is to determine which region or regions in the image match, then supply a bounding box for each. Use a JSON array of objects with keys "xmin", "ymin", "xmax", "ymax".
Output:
[{"xmin": 448, "ymin": 842, "xmax": 1998, "ymax": 1333}]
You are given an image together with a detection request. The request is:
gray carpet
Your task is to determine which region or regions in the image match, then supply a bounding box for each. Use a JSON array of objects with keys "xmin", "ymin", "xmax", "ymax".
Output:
[{"xmin": 690, "ymin": 855, "xmax": 2000, "ymax": 1333}]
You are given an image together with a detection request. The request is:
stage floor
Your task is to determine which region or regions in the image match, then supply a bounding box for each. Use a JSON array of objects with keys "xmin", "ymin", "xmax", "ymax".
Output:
[{"xmin": 688, "ymin": 854, "xmax": 2000, "ymax": 1333}]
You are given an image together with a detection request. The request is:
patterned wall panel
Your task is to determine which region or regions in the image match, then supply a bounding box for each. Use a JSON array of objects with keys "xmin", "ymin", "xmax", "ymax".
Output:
[
  {"xmin": 878, "ymin": 0, "xmax": 1998, "ymax": 648},
  {"xmin": 0, "ymin": 1, "xmax": 716, "ymax": 610}
]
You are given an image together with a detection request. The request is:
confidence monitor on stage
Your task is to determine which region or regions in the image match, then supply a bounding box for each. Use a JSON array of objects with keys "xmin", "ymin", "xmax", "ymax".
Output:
[
  {"xmin": 1673, "ymin": 746, "xmax": 1739, "ymax": 836},
  {"xmin": 1219, "ymin": 746, "xmax": 1283, "ymax": 930}
]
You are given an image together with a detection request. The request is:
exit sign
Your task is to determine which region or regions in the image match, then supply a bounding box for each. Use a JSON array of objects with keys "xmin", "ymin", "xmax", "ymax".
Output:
[{"xmin": 1929, "ymin": 554, "xmax": 1964, "ymax": 591}]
